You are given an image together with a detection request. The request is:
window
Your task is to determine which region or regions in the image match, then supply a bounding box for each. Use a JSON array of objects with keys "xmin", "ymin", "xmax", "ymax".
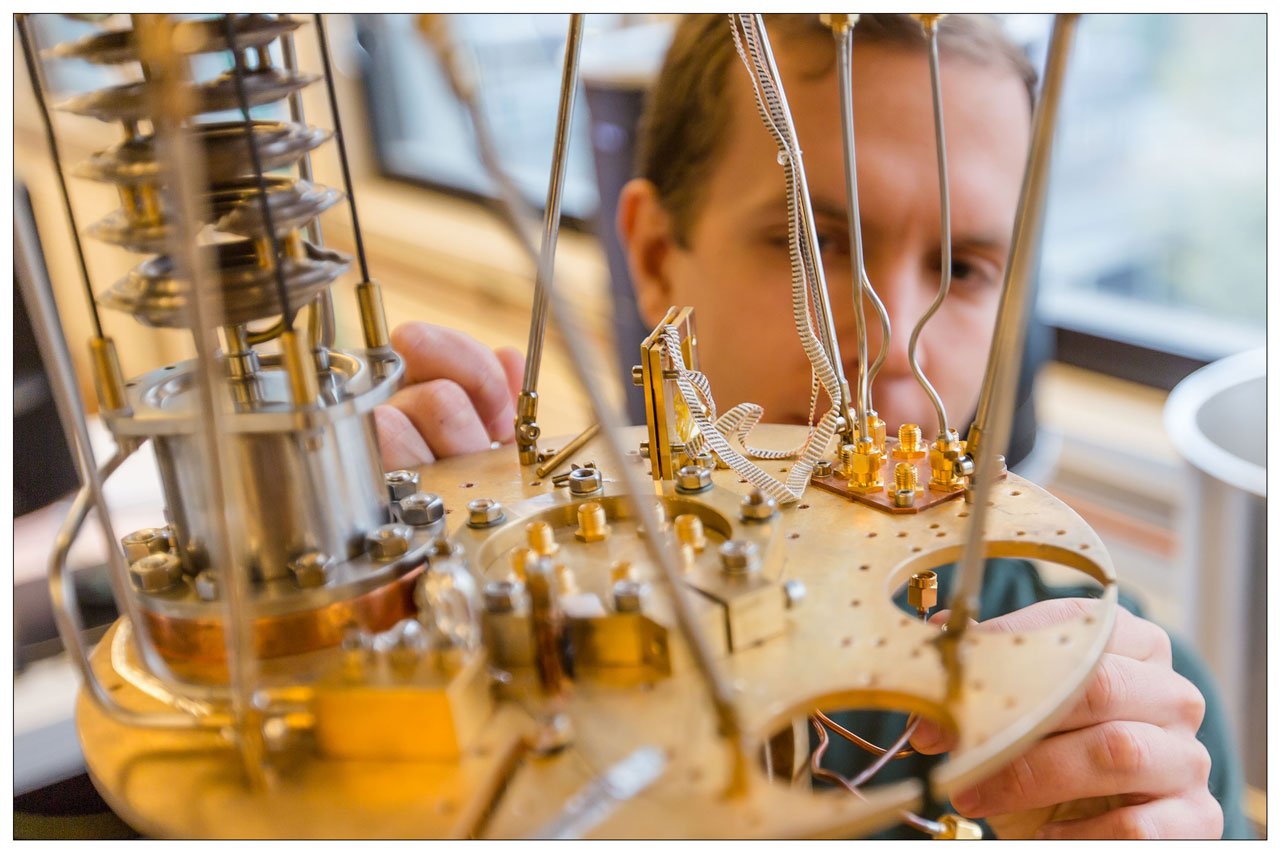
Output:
[{"xmin": 1036, "ymin": 14, "xmax": 1266, "ymax": 383}]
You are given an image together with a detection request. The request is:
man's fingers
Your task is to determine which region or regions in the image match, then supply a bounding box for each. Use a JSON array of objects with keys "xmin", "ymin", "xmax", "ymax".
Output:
[
  {"xmin": 949, "ymin": 721, "xmax": 1211, "ymax": 819},
  {"xmin": 1036, "ymin": 790, "xmax": 1224, "ymax": 839},
  {"xmin": 1054, "ymin": 653, "xmax": 1206, "ymax": 735},
  {"xmin": 373, "ymin": 404, "xmax": 435, "ymax": 470},
  {"xmin": 496, "ymin": 346, "xmax": 525, "ymax": 406},
  {"xmin": 387, "ymin": 380, "xmax": 493, "ymax": 459},
  {"xmin": 391, "ymin": 323, "xmax": 516, "ymax": 443}
]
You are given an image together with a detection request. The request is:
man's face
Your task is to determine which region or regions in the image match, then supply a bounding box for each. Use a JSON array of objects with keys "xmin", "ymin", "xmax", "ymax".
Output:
[{"xmin": 626, "ymin": 39, "xmax": 1031, "ymax": 438}]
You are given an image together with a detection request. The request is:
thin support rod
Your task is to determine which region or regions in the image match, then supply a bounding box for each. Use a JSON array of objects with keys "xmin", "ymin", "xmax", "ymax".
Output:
[
  {"xmin": 529, "ymin": 16, "xmax": 750, "ymax": 796},
  {"xmin": 224, "ymin": 14, "xmax": 295, "ymax": 331},
  {"xmin": 535, "ymin": 421, "xmax": 600, "ymax": 479},
  {"xmin": 16, "ymin": 15, "xmax": 104, "ymax": 339},
  {"xmin": 520, "ymin": 14, "xmax": 584, "ymax": 401},
  {"xmin": 906, "ymin": 20, "xmax": 953, "ymax": 441},
  {"xmin": 834, "ymin": 21, "xmax": 870, "ymax": 439},
  {"xmin": 314, "ymin": 13, "xmax": 372, "ymax": 283},
  {"xmin": 946, "ymin": 15, "xmax": 1079, "ymax": 645},
  {"xmin": 280, "ymin": 28, "xmax": 337, "ymax": 350}
]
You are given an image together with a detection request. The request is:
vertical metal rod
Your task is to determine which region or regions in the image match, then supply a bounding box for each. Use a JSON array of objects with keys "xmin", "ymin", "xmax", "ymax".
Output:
[
  {"xmin": 946, "ymin": 15, "xmax": 1079, "ymax": 641},
  {"xmin": 16, "ymin": 14, "xmax": 104, "ymax": 339},
  {"xmin": 279, "ymin": 28, "xmax": 337, "ymax": 350},
  {"xmin": 314, "ymin": 13, "xmax": 372, "ymax": 283},
  {"xmin": 907, "ymin": 19, "xmax": 953, "ymax": 441},
  {"xmin": 135, "ymin": 13, "xmax": 264, "ymax": 784},
  {"xmin": 834, "ymin": 20, "xmax": 871, "ymax": 440},
  {"xmin": 517, "ymin": 13, "xmax": 584, "ymax": 460},
  {"xmin": 224, "ymin": 14, "xmax": 295, "ymax": 331}
]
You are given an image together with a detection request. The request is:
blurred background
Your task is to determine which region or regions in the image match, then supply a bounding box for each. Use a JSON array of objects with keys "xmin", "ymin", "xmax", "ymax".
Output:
[{"xmin": 12, "ymin": 13, "xmax": 1266, "ymax": 835}]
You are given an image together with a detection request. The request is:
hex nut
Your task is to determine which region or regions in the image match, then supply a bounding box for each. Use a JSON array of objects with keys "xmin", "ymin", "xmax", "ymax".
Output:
[
  {"xmin": 484, "ymin": 580, "xmax": 524, "ymax": 613},
  {"xmin": 568, "ymin": 466, "xmax": 603, "ymax": 496},
  {"xmin": 467, "ymin": 498, "xmax": 505, "ymax": 528},
  {"xmin": 400, "ymin": 492, "xmax": 445, "ymax": 526},
  {"xmin": 194, "ymin": 569, "xmax": 219, "ymax": 601},
  {"xmin": 812, "ymin": 460, "xmax": 833, "ymax": 480},
  {"xmin": 428, "ymin": 537, "xmax": 464, "ymax": 562},
  {"xmin": 612, "ymin": 579, "xmax": 644, "ymax": 613},
  {"xmin": 783, "ymin": 578, "xmax": 807, "ymax": 609},
  {"xmin": 129, "ymin": 552, "xmax": 183, "ymax": 592},
  {"xmin": 121, "ymin": 527, "xmax": 169, "ymax": 563},
  {"xmin": 740, "ymin": 489, "xmax": 778, "ymax": 522},
  {"xmin": 366, "ymin": 523, "xmax": 412, "ymax": 561},
  {"xmin": 289, "ymin": 550, "xmax": 333, "ymax": 587},
  {"xmin": 675, "ymin": 464, "xmax": 712, "ymax": 494},
  {"xmin": 385, "ymin": 469, "xmax": 419, "ymax": 502},
  {"xmin": 718, "ymin": 539, "xmax": 761, "ymax": 575}
]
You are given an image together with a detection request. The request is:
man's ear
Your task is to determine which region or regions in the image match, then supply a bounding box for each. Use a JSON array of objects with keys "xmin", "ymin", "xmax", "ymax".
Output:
[{"xmin": 617, "ymin": 178, "xmax": 679, "ymax": 329}]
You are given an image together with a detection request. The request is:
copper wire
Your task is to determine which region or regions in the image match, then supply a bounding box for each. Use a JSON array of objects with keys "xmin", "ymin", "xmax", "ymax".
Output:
[{"xmin": 813, "ymin": 710, "xmax": 917, "ymax": 760}]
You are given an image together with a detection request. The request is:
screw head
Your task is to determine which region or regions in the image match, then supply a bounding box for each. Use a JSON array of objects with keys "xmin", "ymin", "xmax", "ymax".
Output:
[
  {"xmin": 194, "ymin": 569, "xmax": 219, "ymax": 601},
  {"xmin": 399, "ymin": 492, "xmax": 445, "ymax": 526},
  {"xmin": 385, "ymin": 469, "xmax": 419, "ymax": 502},
  {"xmin": 121, "ymin": 527, "xmax": 169, "ymax": 563},
  {"xmin": 612, "ymin": 579, "xmax": 644, "ymax": 613},
  {"xmin": 568, "ymin": 466, "xmax": 603, "ymax": 496},
  {"xmin": 812, "ymin": 460, "xmax": 833, "ymax": 479},
  {"xmin": 675, "ymin": 464, "xmax": 712, "ymax": 494},
  {"xmin": 718, "ymin": 539, "xmax": 761, "ymax": 575},
  {"xmin": 739, "ymin": 489, "xmax": 778, "ymax": 521},
  {"xmin": 783, "ymin": 578, "xmax": 807, "ymax": 608},
  {"xmin": 483, "ymin": 579, "xmax": 524, "ymax": 613},
  {"xmin": 894, "ymin": 489, "xmax": 917, "ymax": 508},
  {"xmin": 467, "ymin": 498, "xmax": 505, "ymax": 528},
  {"xmin": 366, "ymin": 524, "xmax": 412, "ymax": 561},
  {"xmin": 289, "ymin": 550, "xmax": 333, "ymax": 587},
  {"xmin": 129, "ymin": 552, "xmax": 183, "ymax": 592}
]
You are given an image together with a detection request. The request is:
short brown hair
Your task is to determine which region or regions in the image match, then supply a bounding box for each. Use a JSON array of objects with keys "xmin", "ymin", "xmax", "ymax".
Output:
[{"xmin": 636, "ymin": 14, "xmax": 1038, "ymax": 246}]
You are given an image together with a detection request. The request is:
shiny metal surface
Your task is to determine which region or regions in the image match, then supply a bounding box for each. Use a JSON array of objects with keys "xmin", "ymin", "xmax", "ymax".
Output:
[
  {"xmin": 46, "ymin": 14, "xmax": 301, "ymax": 64},
  {"xmin": 59, "ymin": 67, "xmax": 318, "ymax": 122}
]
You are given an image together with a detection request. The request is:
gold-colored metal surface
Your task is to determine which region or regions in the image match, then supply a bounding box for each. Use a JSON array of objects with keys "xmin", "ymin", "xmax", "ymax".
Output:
[
  {"xmin": 638, "ymin": 307, "xmax": 698, "ymax": 481},
  {"xmin": 89, "ymin": 335, "xmax": 129, "ymax": 413},
  {"xmin": 933, "ymin": 814, "xmax": 983, "ymax": 840},
  {"xmin": 355, "ymin": 279, "xmax": 390, "ymax": 350},
  {"xmin": 78, "ymin": 425, "xmax": 1116, "ymax": 839}
]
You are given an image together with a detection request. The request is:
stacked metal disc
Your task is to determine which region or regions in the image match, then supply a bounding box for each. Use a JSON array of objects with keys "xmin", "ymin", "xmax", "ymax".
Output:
[{"xmin": 48, "ymin": 14, "xmax": 351, "ymax": 328}]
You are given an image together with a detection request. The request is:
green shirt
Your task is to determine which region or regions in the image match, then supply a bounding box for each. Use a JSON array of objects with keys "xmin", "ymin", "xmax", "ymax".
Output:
[{"xmin": 813, "ymin": 558, "xmax": 1251, "ymax": 839}]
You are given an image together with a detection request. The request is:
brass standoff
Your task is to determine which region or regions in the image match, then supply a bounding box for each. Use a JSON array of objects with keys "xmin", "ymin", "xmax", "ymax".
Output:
[
  {"xmin": 89, "ymin": 336, "xmax": 130, "ymax": 414},
  {"xmin": 679, "ymin": 543, "xmax": 697, "ymax": 573},
  {"xmin": 855, "ymin": 411, "xmax": 888, "ymax": 454},
  {"xmin": 610, "ymin": 560, "xmax": 635, "ymax": 583},
  {"xmin": 280, "ymin": 328, "xmax": 319, "ymax": 406},
  {"xmin": 636, "ymin": 500, "xmax": 668, "ymax": 538},
  {"xmin": 846, "ymin": 438, "xmax": 886, "ymax": 494},
  {"xmin": 526, "ymin": 520, "xmax": 560, "ymax": 557},
  {"xmin": 837, "ymin": 444, "xmax": 857, "ymax": 479},
  {"xmin": 355, "ymin": 279, "xmax": 391, "ymax": 351},
  {"xmin": 509, "ymin": 546, "xmax": 535, "ymax": 581},
  {"xmin": 932, "ymin": 814, "xmax": 982, "ymax": 840},
  {"xmin": 574, "ymin": 501, "xmax": 611, "ymax": 543},
  {"xmin": 612, "ymin": 579, "xmax": 644, "ymax": 613},
  {"xmin": 525, "ymin": 556, "xmax": 565, "ymax": 696},
  {"xmin": 515, "ymin": 391, "xmax": 540, "ymax": 466},
  {"xmin": 121, "ymin": 527, "xmax": 171, "ymax": 563},
  {"xmin": 674, "ymin": 513, "xmax": 707, "ymax": 552},
  {"xmin": 907, "ymin": 570, "xmax": 939, "ymax": 618},
  {"xmin": 555, "ymin": 563, "xmax": 579, "ymax": 596},
  {"xmin": 893, "ymin": 423, "xmax": 927, "ymax": 460},
  {"xmin": 893, "ymin": 462, "xmax": 922, "ymax": 508},
  {"xmin": 929, "ymin": 429, "xmax": 972, "ymax": 493}
]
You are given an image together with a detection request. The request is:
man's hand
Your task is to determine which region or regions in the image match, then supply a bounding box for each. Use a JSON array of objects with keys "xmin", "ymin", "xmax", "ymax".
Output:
[
  {"xmin": 912, "ymin": 600, "xmax": 1222, "ymax": 839},
  {"xmin": 374, "ymin": 322, "xmax": 525, "ymax": 470}
]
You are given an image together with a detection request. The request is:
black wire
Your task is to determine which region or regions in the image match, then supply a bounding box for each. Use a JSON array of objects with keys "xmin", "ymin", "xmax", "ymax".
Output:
[
  {"xmin": 313, "ymin": 13, "xmax": 371, "ymax": 283},
  {"xmin": 222, "ymin": 13, "xmax": 295, "ymax": 331},
  {"xmin": 17, "ymin": 15, "xmax": 105, "ymax": 339}
]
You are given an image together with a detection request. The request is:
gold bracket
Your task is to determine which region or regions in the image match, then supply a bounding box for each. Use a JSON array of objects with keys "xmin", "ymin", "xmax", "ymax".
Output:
[{"xmin": 636, "ymin": 306, "xmax": 700, "ymax": 482}]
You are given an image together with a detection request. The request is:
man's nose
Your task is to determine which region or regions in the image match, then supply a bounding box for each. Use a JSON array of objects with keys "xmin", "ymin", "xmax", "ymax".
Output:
[{"xmin": 855, "ymin": 262, "xmax": 926, "ymax": 380}]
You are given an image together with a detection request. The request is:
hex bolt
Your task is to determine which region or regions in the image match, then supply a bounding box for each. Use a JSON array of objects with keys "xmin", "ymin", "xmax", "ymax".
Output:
[
  {"xmin": 675, "ymin": 464, "xmax": 712, "ymax": 494},
  {"xmin": 194, "ymin": 569, "xmax": 219, "ymax": 602},
  {"xmin": 129, "ymin": 552, "xmax": 183, "ymax": 592},
  {"xmin": 366, "ymin": 523, "xmax": 412, "ymax": 561},
  {"xmin": 674, "ymin": 513, "xmax": 707, "ymax": 552},
  {"xmin": 467, "ymin": 498, "xmax": 505, "ymax": 528},
  {"xmin": 289, "ymin": 550, "xmax": 332, "ymax": 588},
  {"xmin": 484, "ymin": 579, "xmax": 523, "ymax": 614},
  {"xmin": 385, "ymin": 469, "xmax": 419, "ymax": 502},
  {"xmin": 718, "ymin": 539, "xmax": 761, "ymax": 575},
  {"xmin": 121, "ymin": 527, "xmax": 170, "ymax": 563},
  {"xmin": 575, "ymin": 501, "xmax": 611, "ymax": 543},
  {"xmin": 783, "ymin": 578, "xmax": 807, "ymax": 609},
  {"xmin": 740, "ymin": 489, "xmax": 778, "ymax": 522},
  {"xmin": 568, "ymin": 466, "xmax": 603, "ymax": 496},
  {"xmin": 399, "ymin": 492, "xmax": 444, "ymax": 526},
  {"xmin": 908, "ymin": 571, "xmax": 939, "ymax": 617},
  {"xmin": 812, "ymin": 459, "xmax": 833, "ymax": 480},
  {"xmin": 526, "ymin": 520, "xmax": 559, "ymax": 556},
  {"xmin": 613, "ymin": 579, "xmax": 644, "ymax": 613}
]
